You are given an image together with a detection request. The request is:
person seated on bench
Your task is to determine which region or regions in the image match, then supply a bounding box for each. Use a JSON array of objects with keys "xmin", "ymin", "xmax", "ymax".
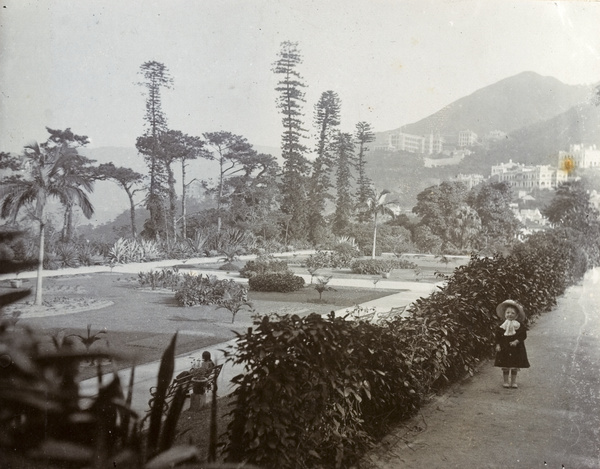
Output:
[{"xmin": 189, "ymin": 351, "xmax": 215, "ymax": 394}]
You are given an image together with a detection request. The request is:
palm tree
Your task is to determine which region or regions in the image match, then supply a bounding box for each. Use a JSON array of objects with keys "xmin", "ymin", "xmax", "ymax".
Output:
[
  {"xmin": 0, "ymin": 140, "xmax": 94, "ymax": 305},
  {"xmin": 361, "ymin": 189, "xmax": 395, "ymax": 259}
]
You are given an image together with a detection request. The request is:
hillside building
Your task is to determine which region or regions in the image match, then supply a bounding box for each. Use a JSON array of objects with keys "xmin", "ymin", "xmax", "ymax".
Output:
[
  {"xmin": 491, "ymin": 159, "xmax": 524, "ymax": 176},
  {"xmin": 491, "ymin": 160, "xmax": 568, "ymax": 190},
  {"xmin": 558, "ymin": 144, "xmax": 600, "ymax": 169},
  {"xmin": 453, "ymin": 173, "xmax": 485, "ymax": 189},
  {"xmin": 374, "ymin": 132, "xmax": 443, "ymax": 154},
  {"xmin": 458, "ymin": 130, "xmax": 478, "ymax": 147}
]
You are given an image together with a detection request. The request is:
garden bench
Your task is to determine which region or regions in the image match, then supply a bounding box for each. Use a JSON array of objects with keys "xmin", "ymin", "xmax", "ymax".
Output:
[
  {"xmin": 375, "ymin": 305, "xmax": 407, "ymax": 323},
  {"xmin": 356, "ymin": 311, "xmax": 377, "ymax": 322},
  {"xmin": 147, "ymin": 363, "xmax": 223, "ymax": 416}
]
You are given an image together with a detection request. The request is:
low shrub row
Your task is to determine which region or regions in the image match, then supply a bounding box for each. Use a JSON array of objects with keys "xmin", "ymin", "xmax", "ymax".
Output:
[
  {"xmin": 224, "ymin": 227, "xmax": 596, "ymax": 468},
  {"xmin": 239, "ymin": 256, "xmax": 289, "ymax": 278},
  {"xmin": 305, "ymin": 245, "xmax": 360, "ymax": 270},
  {"xmin": 248, "ymin": 271, "xmax": 305, "ymax": 293},
  {"xmin": 350, "ymin": 258, "xmax": 417, "ymax": 275},
  {"xmin": 174, "ymin": 273, "xmax": 248, "ymax": 307}
]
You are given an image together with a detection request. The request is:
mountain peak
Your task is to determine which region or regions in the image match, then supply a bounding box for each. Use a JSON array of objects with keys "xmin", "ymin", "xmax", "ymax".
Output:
[{"xmin": 395, "ymin": 72, "xmax": 591, "ymax": 137}]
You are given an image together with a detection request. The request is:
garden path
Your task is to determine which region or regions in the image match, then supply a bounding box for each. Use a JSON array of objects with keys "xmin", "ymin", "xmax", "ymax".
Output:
[{"xmin": 361, "ymin": 267, "xmax": 600, "ymax": 469}]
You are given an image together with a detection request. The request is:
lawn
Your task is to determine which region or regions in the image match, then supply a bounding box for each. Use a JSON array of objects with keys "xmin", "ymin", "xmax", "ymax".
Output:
[{"xmin": 3, "ymin": 272, "xmax": 399, "ymax": 382}]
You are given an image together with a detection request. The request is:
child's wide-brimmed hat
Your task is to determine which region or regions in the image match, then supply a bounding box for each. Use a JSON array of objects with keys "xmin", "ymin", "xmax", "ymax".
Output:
[{"xmin": 496, "ymin": 300, "xmax": 526, "ymax": 322}]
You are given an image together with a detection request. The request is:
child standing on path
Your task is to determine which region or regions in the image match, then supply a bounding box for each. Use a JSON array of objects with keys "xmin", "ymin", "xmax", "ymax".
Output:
[{"xmin": 494, "ymin": 299, "xmax": 530, "ymax": 388}]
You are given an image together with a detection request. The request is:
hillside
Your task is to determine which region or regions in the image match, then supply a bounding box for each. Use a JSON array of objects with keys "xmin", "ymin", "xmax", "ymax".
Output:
[
  {"xmin": 365, "ymin": 102, "xmax": 600, "ymax": 206},
  {"xmin": 482, "ymin": 103, "xmax": 599, "ymax": 164},
  {"xmin": 365, "ymin": 72, "xmax": 600, "ymax": 204},
  {"xmin": 381, "ymin": 72, "xmax": 593, "ymax": 139}
]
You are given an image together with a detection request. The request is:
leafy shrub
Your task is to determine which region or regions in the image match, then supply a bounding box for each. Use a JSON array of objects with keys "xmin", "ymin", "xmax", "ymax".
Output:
[
  {"xmin": 225, "ymin": 312, "xmax": 426, "ymax": 468},
  {"xmin": 240, "ymin": 255, "xmax": 288, "ymax": 278},
  {"xmin": 54, "ymin": 243, "xmax": 80, "ymax": 268},
  {"xmin": 107, "ymin": 238, "xmax": 163, "ymax": 264},
  {"xmin": 175, "ymin": 273, "xmax": 248, "ymax": 307},
  {"xmin": 304, "ymin": 246, "xmax": 359, "ymax": 271},
  {"xmin": 76, "ymin": 241, "xmax": 98, "ymax": 266},
  {"xmin": 350, "ymin": 258, "xmax": 417, "ymax": 275},
  {"xmin": 108, "ymin": 237, "xmax": 137, "ymax": 264},
  {"xmin": 43, "ymin": 250, "xmax": 60, "ymax": 270},
  {"xmin": 138, "ymin": 239, "xmax": 162, "ymax": 261},
  {"xmin": 248, "ymin": 272, "xmax": 305, "ymax": 292},
  {"xmin": 138, "ymin": 268, "xmax": 181, "ymax": 291},
  {"xmin": 304, "ymin": 250, "xmax": 331, "ymax": 270},
  {"xmin": 331, "ymin": 242, "xmax": 360, "ymax": 268}
]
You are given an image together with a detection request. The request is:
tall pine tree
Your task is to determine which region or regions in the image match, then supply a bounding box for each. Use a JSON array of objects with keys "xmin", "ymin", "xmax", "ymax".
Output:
[
  {"xmin": 354, "ymin": 121, "xmax": 375, "ymax": 222},
  {"xmin": 136, "ymin": 61, "xmax": 173, "ymax": 240},
  {"xmin": 272, "ymin": 41, "xmax": 310, "ymax": 241},
  {"xmin": 308, "ymin": 90, "xmax": 341, "ymax": 243},
  {"xmin": 332, "ymin": 132, "xmax": 355, "ymax": 235}
]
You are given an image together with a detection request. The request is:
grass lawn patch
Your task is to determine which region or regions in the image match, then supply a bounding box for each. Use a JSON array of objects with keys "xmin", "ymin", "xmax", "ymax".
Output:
[{"xmin": 249, "ymin": 285, "xmax": 401, "ymax": 308}]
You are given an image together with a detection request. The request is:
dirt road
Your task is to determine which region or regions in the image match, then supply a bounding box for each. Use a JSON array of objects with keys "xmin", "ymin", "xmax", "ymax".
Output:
[{"xmin": 361, "ymin": 268, "xmax": 600, "ymax": 469}]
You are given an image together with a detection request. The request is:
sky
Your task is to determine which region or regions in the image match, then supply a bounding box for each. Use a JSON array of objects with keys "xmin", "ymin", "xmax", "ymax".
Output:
[{"xmin": 1, "ymin": 0, "xmax": 600, "ymax": 156}]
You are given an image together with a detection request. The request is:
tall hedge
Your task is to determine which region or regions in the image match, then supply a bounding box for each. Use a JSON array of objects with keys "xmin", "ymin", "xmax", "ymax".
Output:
[{"xmin": 224, "ymin": 227, "xmax": 597, "ymax": 468}]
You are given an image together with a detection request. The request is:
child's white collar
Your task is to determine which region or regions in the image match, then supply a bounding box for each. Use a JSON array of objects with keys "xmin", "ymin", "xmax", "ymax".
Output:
[{"xmin": 500, "ymin": 319, "xmax": 520, "ymax": 336}]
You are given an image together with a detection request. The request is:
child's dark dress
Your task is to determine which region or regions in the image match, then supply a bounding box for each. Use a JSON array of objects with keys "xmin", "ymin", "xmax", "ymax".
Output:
[{"xmin": 494, "ymin": 323, "xmax": 530, "ymax": 369}]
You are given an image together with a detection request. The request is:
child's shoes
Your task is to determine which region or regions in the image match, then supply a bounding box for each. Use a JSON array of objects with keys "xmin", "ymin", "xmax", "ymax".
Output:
[{"xmin": 503, "ymin": 383, "xmax": 510, "ymax": 388}]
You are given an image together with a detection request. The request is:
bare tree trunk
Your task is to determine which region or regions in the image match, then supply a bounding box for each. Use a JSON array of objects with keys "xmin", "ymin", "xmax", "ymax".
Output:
[
  {"xmin": 371, "ymin": 213, "xmax": 378, "ymax": 259},
  {"xmin": 217, "ymin": 156, "xmax": 224, "ymax": 234},
  {"xmin": 126, "ymin": 190, "xmax": 137, "ymax": 238},
  {"xmin": 35, "ymin": 222, "xmax": 45, "ymax": 305},
  {"xmin": 181, "ymin": 159, "xmax": 187, "ymax": 239}
]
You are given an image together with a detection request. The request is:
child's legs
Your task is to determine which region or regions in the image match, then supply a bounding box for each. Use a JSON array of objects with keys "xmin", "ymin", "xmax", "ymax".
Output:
[
  {"xmin": 502, "ymin": 368, "xmax": 510, "ymax": 383},
  {"xmin": 510, "ymin": 368, "xmax": 518, "ymax": 384}
]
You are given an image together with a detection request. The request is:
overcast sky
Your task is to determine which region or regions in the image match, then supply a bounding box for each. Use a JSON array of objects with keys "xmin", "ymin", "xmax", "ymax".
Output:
[{"xmin": 1, "ymin": 0, "xmax": 599, "ymax": 155}]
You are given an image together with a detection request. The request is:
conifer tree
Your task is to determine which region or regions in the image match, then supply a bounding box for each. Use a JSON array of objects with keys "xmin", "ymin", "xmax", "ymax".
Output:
[
  {"xmin": 136, "ymin": 61, "xmax": 173, "ymax": 240},
  {"xmin": 332, "ymin": 132, "xmax": 355, "ymax": 235},
  {"xmin": 355, "ymin": 121, "xmax": 375, "ymax": 222},
  {"xmin": 272, "ymin": 41, "xmax": 310, "ymax": 241},
  {"xmin": 308, "ymin": 91, "xmax": 341, "ymax": 243}
]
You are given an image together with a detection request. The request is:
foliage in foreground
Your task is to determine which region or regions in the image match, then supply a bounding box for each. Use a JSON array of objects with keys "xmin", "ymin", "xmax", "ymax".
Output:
[
  {"xmin": 224, "ymin": 225, "xmax": 598, "ymax": 469},
  {"xmin": 0, "ymin": 231, "xmax": 202, "ymax": 468}
]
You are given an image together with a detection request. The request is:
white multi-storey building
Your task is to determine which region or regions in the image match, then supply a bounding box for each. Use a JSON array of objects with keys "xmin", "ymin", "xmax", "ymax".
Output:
[
  {"xmin": 558, "ymin": 144, "xmax": 600, "ymax": 169},
  {"xmin": 491, "ymin": 160, "xmax": 568, "ymax": 189},
  {"xmin": 375, "ymin": 132, "xmax": 444, "ymax": 155},
  {"xmin": 458, "ymin": 130, "xmax": 478, "ymax": 147}
]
